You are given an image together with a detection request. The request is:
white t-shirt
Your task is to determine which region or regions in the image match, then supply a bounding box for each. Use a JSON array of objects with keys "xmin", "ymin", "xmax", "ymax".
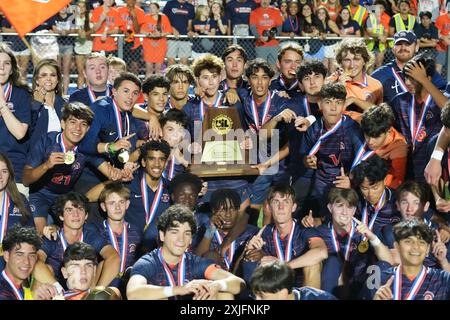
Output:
[{"xmin": 45, "ymin": 104, "xmax": 62, "ymax": 133}]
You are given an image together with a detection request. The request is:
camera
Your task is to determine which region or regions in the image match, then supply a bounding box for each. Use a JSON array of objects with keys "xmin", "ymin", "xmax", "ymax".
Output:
[{"xmin": 262, "ymin": 27, "xmax": 278, "ymax": 40}]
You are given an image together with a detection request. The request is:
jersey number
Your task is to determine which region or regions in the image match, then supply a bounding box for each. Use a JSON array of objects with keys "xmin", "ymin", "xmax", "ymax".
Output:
[{"xmin": 51, "ymin": 174, "xmax": 71, "ymax": 185}]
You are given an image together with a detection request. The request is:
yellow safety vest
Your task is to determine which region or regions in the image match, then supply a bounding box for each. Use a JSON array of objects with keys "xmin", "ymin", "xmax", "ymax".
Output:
[
  {"xmin": 347, "ymin": 5, "xmax": 367, "ymax": 27},
  {"xmin": 393, "ymin": 13, "xmax": 416, "ymax": 32},
  {"xmin": 366, "ymin": 14, "xmax": 386, "ymax": 52}
]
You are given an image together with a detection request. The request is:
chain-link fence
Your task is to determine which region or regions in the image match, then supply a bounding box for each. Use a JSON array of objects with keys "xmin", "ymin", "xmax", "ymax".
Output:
[{"xmin": 1, "ymin": 32, "xmax": 448, "ymax": 89}]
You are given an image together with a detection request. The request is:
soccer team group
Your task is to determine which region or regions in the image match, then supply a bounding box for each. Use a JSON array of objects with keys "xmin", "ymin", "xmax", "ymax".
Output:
[{"xmin": 1, "ymin": 19, "xmax": 450, "ymax": 300}]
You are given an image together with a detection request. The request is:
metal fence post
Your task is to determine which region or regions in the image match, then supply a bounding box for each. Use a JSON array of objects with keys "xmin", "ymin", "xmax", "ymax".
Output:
[{"xmin": 117, "ymin": 36, "xmax": 124, "ymax": 59}]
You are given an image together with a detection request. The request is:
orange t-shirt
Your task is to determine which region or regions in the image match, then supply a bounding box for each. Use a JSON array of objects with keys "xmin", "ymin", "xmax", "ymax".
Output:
[
  {"xmin": 435, "ymin": 13, "xmax": 450, "ymax": 52},
  {"xmin": 375, "ymin": 128, "xmax": 408, "ymax": 189},
  {"xmin": 345, "ymin": 74, "xmax": 383, "ymax": 107},
  {"xmin": 140, "ymin": 13, "xmax": 173, "ymax": 63},
  {"xmin": 249, "ymin": 7, "xmax": 283, "ymax": 47},
  {"xmin": 380, "ymin": 12, "xmax": 390, "ymax": 31},
  {"xmin": 91, "ymin": 6, "xmax": 122, "ymax": 52},
  {"xmin": 117, "ymin": 6, "xmax": 146, "ymax": 49}
]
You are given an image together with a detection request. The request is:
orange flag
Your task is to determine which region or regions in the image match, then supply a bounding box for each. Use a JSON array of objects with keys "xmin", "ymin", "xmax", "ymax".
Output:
[{"xmin": 0, "ymin": 0, "xmax": 72, "ymax": 38}]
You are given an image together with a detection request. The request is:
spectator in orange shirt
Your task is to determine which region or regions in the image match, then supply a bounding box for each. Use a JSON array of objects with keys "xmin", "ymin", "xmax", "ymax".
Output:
[
  {"xmin": 360, "ymin": 103, "xmax": 408, "ymax": 189},
  {"xmin": 140, "ymin": 2, "xmax": 172, "ymax": 76},
  {"xmin": 91, "ymin": 0, "xmax": 121, "ymax": 54},
  {"xmin": 249, "ymin": 0, "xmax": 283, "ymax": 68},
  {"xmin": 435, "ymin": 10, "xmax": 450, "ymax": 74},
  {"xmin": 117, "ymin": 0, "xmax": 146, "ymax": 75},
  {"xmin": 330, "ymin": 38, "xmax": 383, "ymax": 119}
]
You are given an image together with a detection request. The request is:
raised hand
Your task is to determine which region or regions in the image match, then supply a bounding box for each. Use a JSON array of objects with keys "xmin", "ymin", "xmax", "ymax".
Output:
[
  {"xmin": 374, "ymin": 275, "xmax": 394, "ymax": 300},
  {"xmin": 301, "ymin": 210, "xmax": 315, "ymax": 228},
  {"xmin": 333, "ymin": 167, "xmax": 351, "ymax": 189}
]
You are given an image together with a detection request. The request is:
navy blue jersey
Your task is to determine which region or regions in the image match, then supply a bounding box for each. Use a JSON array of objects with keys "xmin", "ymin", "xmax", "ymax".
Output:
[
  {"xmin": 162, "ymin": 155, "xmax": 185, "ymax": 181},
  {"xmin": 26, "ymin": 132, "xmax": 103, "ymax": 194},
  {"xmin": 299, "ymin": 116, "xmax": 365, "ymax": 188},
  {"xmin": 68, "ymin": 85, "xmax": 113, "ymax": 107},
  {"xmin": 126, "ymin": 170, "xmax": 171, "ymax": 234},
  {"xmin": 371, "ymin": 61, "xmax": 447, "ymax": 103},
  {"xmin": 292, "ymin": 286, "xmax": 337, "ymax": 300},
  {"xmin": 269, "ymin": 76, "xmax": 302, "ymax": 98},
  {"xmin": 364, "ymin": 261, "xmax": 450, "ymax": 300},
  {"xmin": 41, "ymin": 227, "xmax": 109, "ymax": 283},
  {"xmin": 316, "ymin": 223, "xmax": 374, "ymax": 283},
  {"xmin": 164, "ymin": 95, "xmax": 196, "ymax": 112},
  {"xmin": 101, "ymin": 221, "xmax": 142, "ymax": 271},
  {"xmin": 0, "ymin": 85, "xmax": 31, "ymax": 183},
  {"xmin": 162, "ymin": 0, "xmax": 195, "ymax": 35},
  {"xmin": 131, "ymin": 249, "xmax": 217, "ymax": 299},
  {"xmin": 78, "ymin": 96, "xmax": 139, "ymax": 161},
  {"xmin": 218, "ymin": 78, "xmax": 249, "ymax": 93},
  {"xmin": 390, "ymin": 92, "xmax": 442, "ymax": 183},
  {"xmin": 0, "ymin": 274, "xmax": 25, "ymax": 300},
  {"xmin": 209, "ymin": 225, "xmax": 259, "ymax": 271},
  {"xmin": 357, "ymin": 188, "xmax": 401, "ymax": 236},
  {"xmin": 226, "ymin": 0, "xmax": 257, "ymax": 29},
  {"xmin": 29, "ymin": 96, "xmax": 65, "ymax": 146}
]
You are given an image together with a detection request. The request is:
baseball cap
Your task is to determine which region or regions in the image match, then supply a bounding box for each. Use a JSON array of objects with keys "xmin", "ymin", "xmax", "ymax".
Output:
[{"xmin": 394, "ymin": 31, "xmax": 417, "ymax": 45}]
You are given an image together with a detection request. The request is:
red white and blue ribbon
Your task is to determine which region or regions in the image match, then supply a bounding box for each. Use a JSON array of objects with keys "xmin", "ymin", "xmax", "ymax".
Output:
[
  {"xmin": 361, "ymin": 189, "xmax": 386, "ymax": 240},
  {"xmin": 163, "ymin": 155, "xmax": 176, "ymax": 181},
  {"xmin": 279, "ymin": 76, "xmax": 299, "ymax": 91},
  {"xmin": 308, "ymin": 117, "xmax": 345, "ymax": 156},
  {"xmin": 250, "ymin": 91, "xmax": 273, "ymax": 130},
  {"xmin": 352, "ymin": 72, "xmax": 368, "ymax": 87},
  {"xmin": 141, "ymin": 174, "xmax": 163, "ymax": 227},
  {"xmin": 409, "ymin": 94, "xmax": 432, "ymax": 149},
  {"xmin": 0, "ymin": 192, "xmax": 10, "ymax": 243},
  {"xmin": 303, "ymin": 96, "xmax": 311, "ymax": 116},
  {"xmin": 391, "ymin": 67, "xmax": 408, "ymax": 93},
  {"xmin": 213, "ymin": 230, "xmax": 236, "ymax": 271},
  {"xmin": 393, "ymin": 265, "xmax": 428, "ymax": 300},
  {"xmin": 63, "ymin": 289, "xmax": 87, "ymax": 300},
  {"xmin": 1, "ymin": 271, "xmax": 23, "ymax": 300},
  {"xmin": 330, "ymin": 221, "xmax": 355, "ymax": 261},
  {"xmin": 168, "ymin": 98, "xmax": 175, "ymax": 110},
  {"xmin": 351, "ymin": 142, "xmax": 376, "ymax": 170},
  {"xmin": 200, "ymin": 92, "xmax": 222, "ymax": 121},
  {"xmin": 3, "ymin": 82, "xmax": 12, "ymax": 102},
  {"xmin": 273, "ymin": 221, "xmax": 296, "ymax": 262},
  {"xmin": 104, "ymin": 220, "xmax": 128, "ymax": 273},
  {"xmin": 112, "ymin": 99, "xmax": 130, "ymax": 139},
  {"xmin": 58, "ymin": 133, "xmax": 78, "ymax": 154},
  {"xmin": 158, "ymin": 248, "xmax": 186, "ymax": 287},
  {"xmin": 87, "ymin": 86, "xmax": 111, "ymax": 104},
  {"xmin": 59, "ymin": 230, "xmax": 84, "ymax": 252}
]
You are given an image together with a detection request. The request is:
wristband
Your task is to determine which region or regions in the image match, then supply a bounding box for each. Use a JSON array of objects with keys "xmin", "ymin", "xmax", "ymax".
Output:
[
  {"xmin": 53, "ymin": 282, "xmax": 64, "ymax": 295},
  {"xmin": 109, "ymin": 143, "xmax": 116, "ymax": 154},
  {"xmin": 163, "ymin": 286, "xmax": 173, "ymax": 297},
  {"xmin": 305, "ymin": 115, "xmax": 317, "ymax": 126},
  {"xmin": 104, "ymin": 143, "xmax": 110, "ymax": 154},
  {"xmin": 369, "ymin": 237, "xmax": 381, "ymax": 247},
  {"xmin": 216, "ymin": 280, "xmax": 228, "ymax": 292},
  {"xmin": 431, "ymin": 150, "xmax": 444, "ymax": 161}
]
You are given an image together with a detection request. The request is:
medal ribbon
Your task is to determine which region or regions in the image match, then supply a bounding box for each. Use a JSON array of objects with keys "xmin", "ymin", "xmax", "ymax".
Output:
[
  {"xmin": 58, "ymin": 133, "xmax": 78, "ymax": 154},
  {"xmin": 279, "ymin": 76, "xmax": 298, "ymax": 91},
  {"xmin": 303, "ymin": 96, "xmax": 311, "ymax": 116},
  {"xmin": 273, "ymin": 221, "xmax": 296, "ymax": 262},
  {"xmin": 351, "ymin": 142, "xmax": 376, "ymax": 170},
  {"xmin": 308, "ymin": 117, "xmax": 344, "ymax": 156},
  {"xmin": 0, "ymin": 192, "xmax": 10, "ymax": 243},
  {"xmin": 104, "ymin": 221, "xmax": 128, "ymax": 273},
  {"xmin": 200, "ymin": 92, "xmax": 222, "ymax": 121},
  {"xmin": 361, "ymin": 189, "xmax": 386, "ymax": 240},
  {"xmin": 3, "ymin": 82, "xmax": 12, "ymax": 102},
  {"xmin": 393, "ymin": 265, "xmax": 428, "ymax": 300},
  {"xmin": 59, "ymin": 230, "xmax": 84, "ymax": 252},
  {"xmin": 250, "ymin": 91, "xmax": 272, "ymax": 130},
  {"xmin": 1, "ymin": 271, "xmax": 23, "ymax": 300},
  {"xmin": 410, "ymin": 94, "xmax": 432, "ymax": 149},
  {"xmin": 391, "ymin": 67, "xmax": 408, "ymax": 93},
  {"xmin": 141, "ymin": 174, "xmax": 163, "ymax": 227},
  {"xmin": 112, "ymin": 99, "xmax": 130, "ymax": 139},
  {"xmin": 87, "ymin": 86, "xmax": 111, "ymax": 104},
  {"xmin": 213, "ymin": 230, "xmax": 236, "ymax": 271},
  {"xmin": 158, "ymin": 248, "xmax": 186, "ymax": 287},
  {"xmin": 331, "ymin": 221, "xmax": 355, "ymax": 261},
  {"xmin": 351, "ymin": 72, "xmax": 368, "ymax": 87},
  {"xmin": 163, "ymin": 155, "xmax": 176, "ymax": 181}
]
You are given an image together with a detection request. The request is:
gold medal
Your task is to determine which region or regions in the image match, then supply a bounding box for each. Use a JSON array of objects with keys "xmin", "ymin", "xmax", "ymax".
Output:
[
  {"xmin": 64, "ymin": 151, "xmax": 75, "ymax": 165},
  {"xmin": 0, "ymin": 244, "xmax": 3, "ymax": 256},
  {"xmin": 118, "ymin": 149, "xmax": 129, "ymax": 163},
  {"xmin": 358, "ymin": 240, "xmax": 369, "ymax": 253}
]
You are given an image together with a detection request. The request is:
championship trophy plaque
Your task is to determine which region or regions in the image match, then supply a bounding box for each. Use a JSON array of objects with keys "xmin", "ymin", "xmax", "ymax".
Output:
[{"xmin": 188, "ymin": 107, "xmax": 259, "ymax": 178}]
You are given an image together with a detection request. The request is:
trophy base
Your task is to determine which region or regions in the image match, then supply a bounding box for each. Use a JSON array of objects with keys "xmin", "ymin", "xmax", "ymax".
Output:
[{"xmin": 188, "ymin": 163, "xmax": 259, "ymax": 178}]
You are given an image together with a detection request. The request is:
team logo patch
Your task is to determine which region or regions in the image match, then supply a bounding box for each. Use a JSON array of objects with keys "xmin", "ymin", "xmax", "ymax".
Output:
[
  {"xmin": 364, "ymin": 93, "xmax": 374, "ymax": 102},
  {"xmin": 417, "ymin": 127, "xmax": 427, "ymax": 142},
  {"xmin": 161, "ymin": 193, "xmax": 170, "ymax": 203},
  {"xmin": 426, "ymin": 111, "xmax": 434, "ymax": 121},
  {"xmin": 263, "ymin": 14, "xmax": 269, "ymax": 19},
  {"xmin": 30, "ymin": 205, "xmax": 36, "ymax": 213},
  {"xmin": 423, "ymin": 291, "xmax": 434, "ymax": 300},
  {"xmin": 13, "ymin": 206, "xmax": 19, "ymax": 214},
  {"xmin": 340, "ymin": 142, "xmax": 345, "ymax": 150},
  {"xmin": 72, "ymin": 162, "xmax": 81, "ymax": 170}
]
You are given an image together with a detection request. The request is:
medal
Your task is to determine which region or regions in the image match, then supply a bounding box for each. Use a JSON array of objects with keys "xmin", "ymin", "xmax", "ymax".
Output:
[
  {"xmin": 357, "ymin": 240, "xmax": 369, "ymax": 253},
  {"xmin": 64, "ymin": 150, "xmax": 76, "ymax": 165},
  {"xmin": 118, "ymin": 149, "xmax": 130, "ymax": 163},
  {"xmin": 0, "ymin": 244, "xmax": 3, "ymax": 256}
]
